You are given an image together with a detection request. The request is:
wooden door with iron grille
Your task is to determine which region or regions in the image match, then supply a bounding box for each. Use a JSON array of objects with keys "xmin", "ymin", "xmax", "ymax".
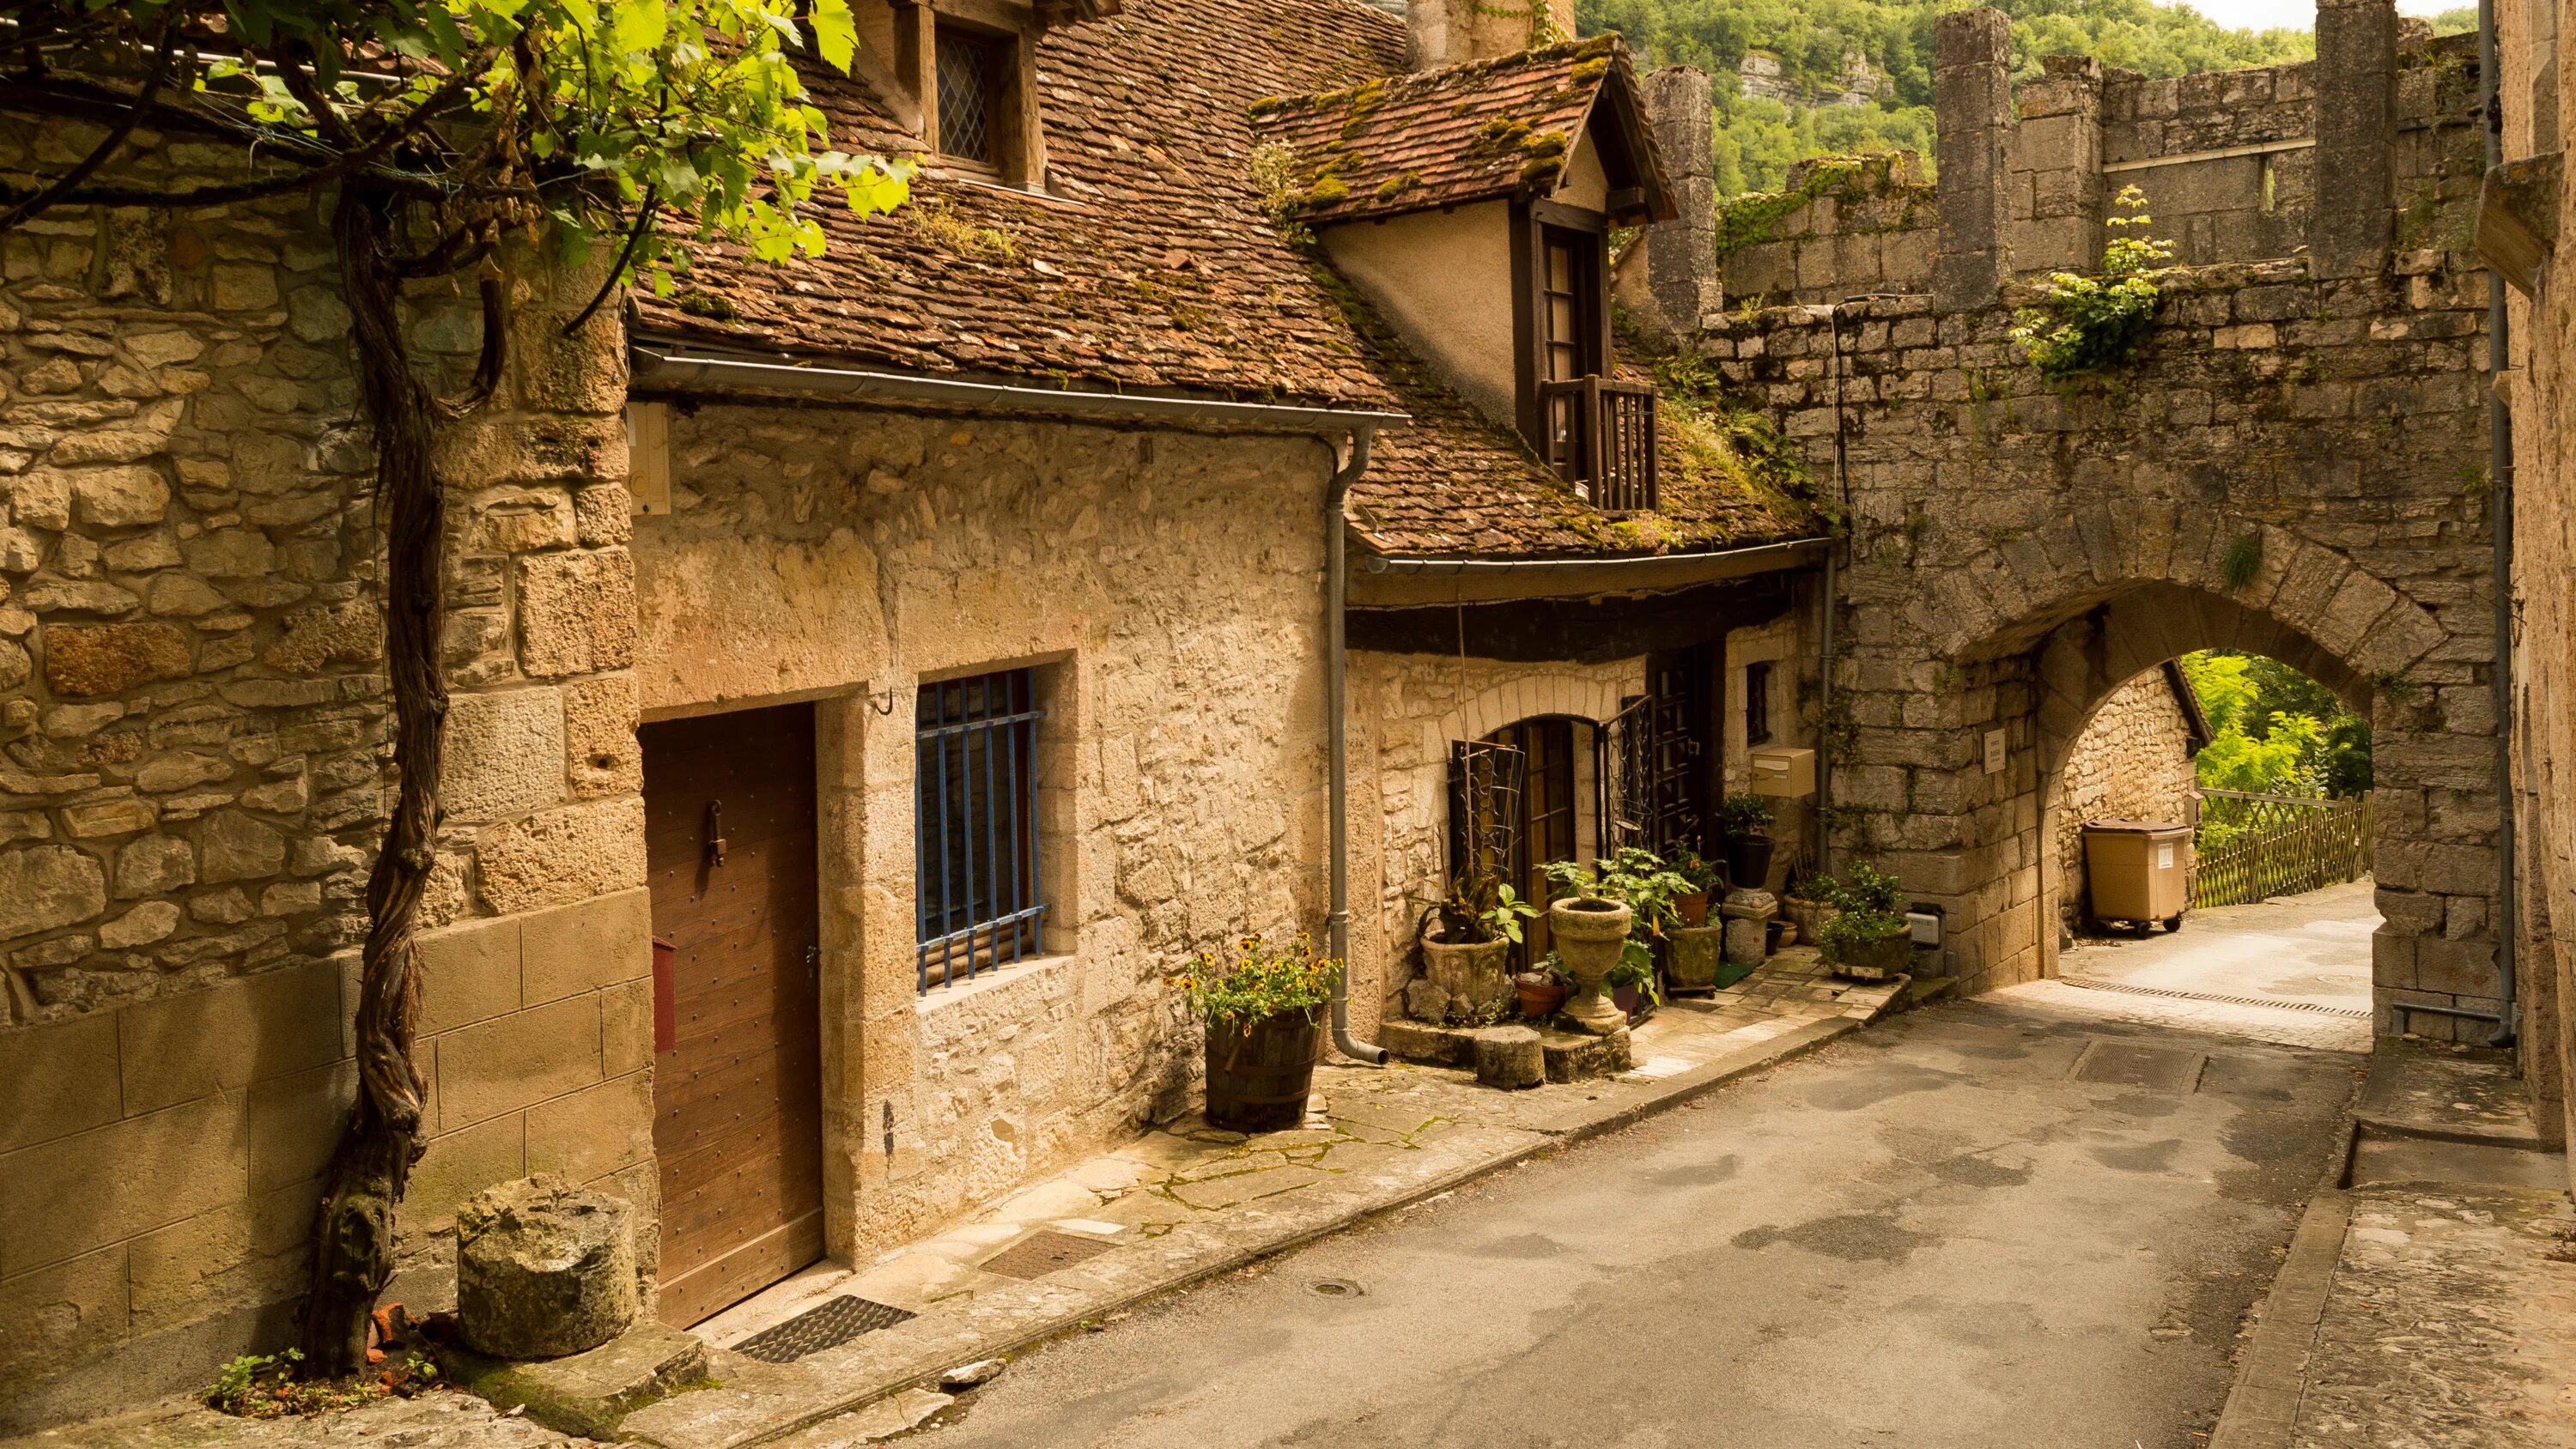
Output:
[{"xmin": 642, "ymin": 702, "xmax": 823, "ymax": 1327}]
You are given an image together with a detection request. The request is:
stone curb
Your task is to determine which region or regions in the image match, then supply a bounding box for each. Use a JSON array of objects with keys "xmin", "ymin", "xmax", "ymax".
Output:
[
  {"xmin": 647, "ymin": 1015, "xmax": 1863, "ymax": 1449},
  {"xmin": 2206, "ymin": 1118, "xmax": 2360, "ymax": 1449}
]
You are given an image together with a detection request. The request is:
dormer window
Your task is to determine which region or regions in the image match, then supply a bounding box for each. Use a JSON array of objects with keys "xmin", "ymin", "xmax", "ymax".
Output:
[
  {"xmin": 1518, "ymin": 204, "xmax": 1656, "ymax": 512},
  {"xmin": 935, "ymin": 27, "xmax": 1001, "ymax": 164}
]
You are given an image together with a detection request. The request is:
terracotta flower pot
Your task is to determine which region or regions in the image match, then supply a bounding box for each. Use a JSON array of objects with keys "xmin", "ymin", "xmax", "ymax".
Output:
[
  {"xmin": 1675, "ymin": 889, "xmax": 1710, "ymax": 927},
  {"xmin": 1547, "ymin": 896, "xmax": 1633, "ymax": 1036},
  {"xmin": 1515, "ymin": 973, "xmax": 1568, "ymax": 1021}
]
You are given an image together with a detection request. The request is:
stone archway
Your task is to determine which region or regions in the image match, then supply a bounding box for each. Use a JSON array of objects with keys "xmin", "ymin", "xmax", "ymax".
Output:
[{"xmin": 1835, "ymin": 521, "xmax": 2499, "ymax": 1040}]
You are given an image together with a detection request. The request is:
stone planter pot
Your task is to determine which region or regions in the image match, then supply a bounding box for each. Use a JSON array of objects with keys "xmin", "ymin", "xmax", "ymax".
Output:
[
  {"xmin": 1205, "ymin": 1006, "xmax": 1323, "ymax": 1132},
  {"xmin": 1825, "ymin": 926, "xmax": 1914, "ymax": 982},
  {"xmin": 1415, "ymin": 931, "xmax": 1513, "ymax": 1023},
  {"xmin": 1515, "ymin": 972, "xmax": 1568, "ymax": 1020},
  {"xmin": 1725, "ymin": 834, "xmax": 1776, "ymax": 893},
  {"xmin": 1665, "ymin": 923, "xmax": 1727, "ymax": 991},
  {"xmin": 1779, "ymin": 895, "xmax": 1837, "ymax": 946},
  {"xmin": 1547, "ymin": 896, "xmax": 1633, "ymax": 1035}
]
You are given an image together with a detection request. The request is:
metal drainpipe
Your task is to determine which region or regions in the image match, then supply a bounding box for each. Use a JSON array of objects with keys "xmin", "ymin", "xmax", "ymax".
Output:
[
  {"xmin": 2482, "ymin": 0, "xmax": 2520, "ymax": 1049},
  {"xmin": 1327, "ymin": 427, "xmax": 1388, "ymax": 1065}
]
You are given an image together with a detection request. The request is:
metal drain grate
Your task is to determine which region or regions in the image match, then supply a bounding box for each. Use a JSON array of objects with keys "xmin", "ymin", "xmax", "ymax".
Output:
[
  {"xmin": 978, "ymin": 1229, "xmax": 1119, "ymax": 1281},
  {"xmin": 2070, "ymin": 1040, "xmax": 2208, "ymax": 1093},
  {"xmin": 2062, "ymin": 975, "xmax": 2372, "ymax": 1019},
  {"xmin": 732, "ymin": 1295, "xmax": 915, "ymax": 1364}
]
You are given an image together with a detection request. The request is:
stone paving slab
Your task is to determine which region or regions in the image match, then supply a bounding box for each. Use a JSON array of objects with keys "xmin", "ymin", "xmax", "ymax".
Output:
[{"xmin": 3, "ymin": 1391, "xmax": 600, "ymax": 1449}]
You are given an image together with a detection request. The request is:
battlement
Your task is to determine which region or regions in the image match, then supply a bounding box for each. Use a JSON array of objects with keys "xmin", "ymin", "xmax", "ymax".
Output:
[{"xmin": 1712, "ymin": 7, "xmax": 2482, "ymax": 308}]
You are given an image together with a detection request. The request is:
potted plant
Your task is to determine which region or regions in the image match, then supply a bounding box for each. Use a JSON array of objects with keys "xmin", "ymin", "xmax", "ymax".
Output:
[
  {"xmin": 1716, "ymin": 793, "xmax": 1777, "ymax": 892},
  {"xmin": 1778, "ymin": 864, "xmax": 1838, "ymax": 946},
  {"xmin": 1671, "ymin": 848, "xmax": 1722, "ymax": 927},
  {"xmin": 1413, "ymin": 870, "xmax": 1536, "ymax": 1023},
  {"xmin": 1815, "ymin": 859, "xmax": 1914, "ymax": 981},
  {"xmin": 1543, "ymin": 894, "xmax": 1633, "ymax": 1034},
  {"xmin": 1516, "ymin": 953, "xmax": 1571, "ymax": 1021},
  {"xmin": 1169, "ymin": 932, "xmax": 1338, "ymax": 1131},
  {"xmin": 1545, "ymin": 848, "xmax": 1686, "ymax": 1028}
]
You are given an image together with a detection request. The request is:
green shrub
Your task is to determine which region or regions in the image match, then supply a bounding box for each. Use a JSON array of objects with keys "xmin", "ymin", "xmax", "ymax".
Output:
[{"xmin": 2010, "ymin": 185, "xmax": 2172, "ymax": 381}]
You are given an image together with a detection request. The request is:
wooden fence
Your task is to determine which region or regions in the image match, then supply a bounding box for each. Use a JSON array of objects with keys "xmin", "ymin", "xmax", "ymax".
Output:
[{"xmin": 2190, "ymin": 790, "xmax": 2373, "ymax": 909}]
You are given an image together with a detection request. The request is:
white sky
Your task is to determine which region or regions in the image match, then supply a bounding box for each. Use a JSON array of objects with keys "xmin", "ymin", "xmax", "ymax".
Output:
[{"xmin": 2166, "ymin": 0, "xmax": 2457, "ymax": 29}]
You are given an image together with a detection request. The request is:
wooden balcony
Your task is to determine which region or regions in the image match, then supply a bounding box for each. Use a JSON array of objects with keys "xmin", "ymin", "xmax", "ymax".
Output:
[{"xmin": 1540, "ymin": 376, "xmax": 1658, "ymax": 512}]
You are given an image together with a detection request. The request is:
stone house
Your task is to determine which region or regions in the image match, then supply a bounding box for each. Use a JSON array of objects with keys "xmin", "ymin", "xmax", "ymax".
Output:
[{"xmin": 0, "ymin": 0, "xmax": 1826, "ymax": 1427}]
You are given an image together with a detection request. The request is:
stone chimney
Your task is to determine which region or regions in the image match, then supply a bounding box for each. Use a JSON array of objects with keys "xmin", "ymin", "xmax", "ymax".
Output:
[
  {"xmin": 1631, "ymin": 65, "xmax": 1721, "ymax": 343},
  {"xmin": 1406, "ymin": 0, "xmax": 1577, "ymax": 70}
]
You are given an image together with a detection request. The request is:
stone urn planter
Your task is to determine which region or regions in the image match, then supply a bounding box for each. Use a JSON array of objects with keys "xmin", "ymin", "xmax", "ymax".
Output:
[
  {"xmin": 1665, "ymin": 923, "xmax": 1728, "ymax": 991},
  {"xmin": 1779, "ymin": 894, "xmax": 1837, "ymax": 946},
  {"xmin": 1205, "ymin": 1006, "xmax": 1323, "ymax": 1132},
  {"xmin": 1415, "ymin": 925, "xmax": 1513, "ymax": 1023},
  {"xmin": 1547, "ymin": 895, "xmax": 1633, "ymax": 1035}
]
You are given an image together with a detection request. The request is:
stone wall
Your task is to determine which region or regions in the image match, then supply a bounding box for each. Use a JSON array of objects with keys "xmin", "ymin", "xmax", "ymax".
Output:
[
  {"xmin": 636, "ymin": 403, "xmax": 1335, "ymax": 1259},
  {"xmin": 0, "ymin": 112, "xmax": 649, "ymax": 1431},
  {"xmin": 1697, "ymin": 258, "xmax": 2496, "ymax": 1033},
  {"xmin": 2053, "ymin": 670, "xmax": 2200, "ymax": 927},
  {"xmin": 1717, "ymin": 14, "xmax": 2477, "ymax": 302}
]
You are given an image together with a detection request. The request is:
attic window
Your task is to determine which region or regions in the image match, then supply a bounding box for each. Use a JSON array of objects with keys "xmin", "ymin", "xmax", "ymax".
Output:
[{"xmin": 936, "ymin": 28, "xmax": 999, "ymax": 164}]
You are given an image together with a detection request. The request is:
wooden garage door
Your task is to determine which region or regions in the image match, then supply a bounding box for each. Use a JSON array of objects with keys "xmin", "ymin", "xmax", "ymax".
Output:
[{"xmin": 642, "ymin": 703, "xmax": 824, "ymax": 1326}]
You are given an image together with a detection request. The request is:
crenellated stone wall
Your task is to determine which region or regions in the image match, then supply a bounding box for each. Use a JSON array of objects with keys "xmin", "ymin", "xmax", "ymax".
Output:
[
  {"xmin": 1717, "ymin": 11, "xmax": 2479, "ymax": 304},
  {"xmin": 0, "ymin": 112, "xmax": 650, "ymax": 1431}
]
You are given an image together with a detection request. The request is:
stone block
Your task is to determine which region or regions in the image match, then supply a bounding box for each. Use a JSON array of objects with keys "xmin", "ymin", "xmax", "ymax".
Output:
[
  {"xmin": 562, "ymin": 674, "xmax": 642, "ymax": 800},
  {"xmin": 475, "ymin": 797, "xmax": 647, "ymax": 916},
  {"xmin": 261, "ymin": 600, "xmax": 381, "ymax": 675},
  {"xmin": 525, "ymin": 1070, "xmax": 654, "ymax": 1185},
  {"xmin": 520, "ymin": 888, "xmax": 653, "ymax": 1006},
  {"xmin": 448, "ymin": 1321, "xmax": 708, "ymax": 1439},
  {"xmin": 517, "ymin": 549, "xmax": 637, "ymax": 679},
  {"xmin": 0, "ymin": 1246, "xmax": 127, "ymax": 1381},
  {"xmin": 99, "ymin": 900, "xmax": 180, "ymax": 948},
  {"xmin": 1473, "ymin": 1026, "xmax": 1545, "ymax": 1089},
  {"xmin": 197, "ymin": 809, "xmax": 287, "ymax": 882},
  {"xmin": 67, "ymin": 465, "xmax": 171, "ymax": 527},
  {"xmin": 119, "ymin": 960, "xmax": 343, "ymax": 1114},
  {"xmin": 180, "ymin": 526, "xmax": 276, "ymax": 578},
  {"xmin": 456, "ymin": 1176, "xmax": 640, "ymax": 1359},
  {"xmin": 0, "ymin": 843, "xmax": 106, "ymax": 943},
  {"xmin": 600, "ymin": 979, "xmax": 653, "ymax": 1076},
  {"xmin": 0, "ymin": 1094, "xmax": 249, "ymax": 1276},
  {"xmin": 437, "ymin": 993, "xmax": 603, "ymax": 1130},
  {"xmin": 43, "ymin": 622, "xmax": 192, "ymax": 696},
  {"xmin": 444, "ymin": 687, "xmax": 569, "ymax": 824},
  {"xmin": 417, "ymin": 912, "xmax": 525, "ymax": 1036},
  {"xmin": 0, "ymin": 1013, "xmax": 119, "ymax": 1153},
  {"xmin": 114, "ymin": 833, "xmax": 195, "ymax": 898},
  {"xmin": 246, "ymin": 1060, "xmax": 355, "ymax": 1194}
]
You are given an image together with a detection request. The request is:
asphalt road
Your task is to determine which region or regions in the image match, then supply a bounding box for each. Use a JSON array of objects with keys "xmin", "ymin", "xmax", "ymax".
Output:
[{"xmin": 910, "ymin": 996, "xmax": 2362, "ymax": 1449}]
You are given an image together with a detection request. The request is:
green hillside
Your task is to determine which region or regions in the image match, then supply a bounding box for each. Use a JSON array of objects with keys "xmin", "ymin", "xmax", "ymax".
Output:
[{"xmin": 1579, "ymin": 0, "xmax": 2341, "ymax": 193}]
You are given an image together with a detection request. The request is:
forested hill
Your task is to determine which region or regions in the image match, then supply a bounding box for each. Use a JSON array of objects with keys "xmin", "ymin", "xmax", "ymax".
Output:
[{"xmin": 1576, "ymin": 0, "xmax": 2467, "ymax": 194}]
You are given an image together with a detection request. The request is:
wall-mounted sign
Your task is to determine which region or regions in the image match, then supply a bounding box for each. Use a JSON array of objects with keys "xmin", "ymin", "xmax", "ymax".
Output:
[{"xmin": 1983, "ymin": 728, "xmax": 2007, "ymax": 776}]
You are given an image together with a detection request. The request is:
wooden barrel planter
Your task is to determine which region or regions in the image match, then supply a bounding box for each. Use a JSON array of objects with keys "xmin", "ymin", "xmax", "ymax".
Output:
[{"xmin": 1205, "ymin": 1007, "xmax": 1324, "ymax": 1132}]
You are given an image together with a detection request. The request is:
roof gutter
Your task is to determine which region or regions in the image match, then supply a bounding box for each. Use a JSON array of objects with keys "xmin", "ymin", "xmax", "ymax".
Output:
[
  {"xmin": 1351, "ymin": 537, "xmax": 1828, "ymax": 606},
  {"xmin": 629, "ymin": 346, "xmax": 1410, "ymax": 433}
]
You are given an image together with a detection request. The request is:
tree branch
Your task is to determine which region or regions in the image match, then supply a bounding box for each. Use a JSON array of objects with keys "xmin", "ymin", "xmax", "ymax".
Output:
[
  {"xmin": 562, "ymin": 186, "xmax": 658, "ymax": 336},
  {"xmin": 0, "ymin": 13, "xmax": 177, "ymax": 233},
  {"xmin": 439, "ymin": 270, "xmax": 511, "ymax": 419}
]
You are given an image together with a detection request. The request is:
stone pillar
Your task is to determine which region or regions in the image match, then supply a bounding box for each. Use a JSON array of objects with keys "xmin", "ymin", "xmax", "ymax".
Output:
[
  {"xmin": 1406, "ymin": 0, "xmax": 1573, "ymax": 70},
  {"xmin": 1933, "ymin": 8, "xmax": 2015, "ymax": 311},
  {"xmin": 2312, "ymin": 0, "xmax": 2397, "ymax": 278},
  {"xmin": 2011, "ymin": 55, "xmax": 2106, "ymax": 276},
  {"xmin": 1637, "ymin": 65, "xmax": 1721, "ymax": 344}
]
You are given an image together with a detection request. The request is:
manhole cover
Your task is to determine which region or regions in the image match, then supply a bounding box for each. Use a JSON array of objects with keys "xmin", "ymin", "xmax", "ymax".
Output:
[
  {"xmin": 733, "ymin": 1295, "xmax": 916, "ymax": 1364},
  {"xmin": 2069, "ymin": 1040, "xmax": 2208, "ymax": 1093},
  {"xmin": 978, "ymin": 1229, "xmax": 1119, "ymax": 1280},
  {"xmin": 1311, "ymin": 1278, "xmax": 1365, "ymax": 1298}
]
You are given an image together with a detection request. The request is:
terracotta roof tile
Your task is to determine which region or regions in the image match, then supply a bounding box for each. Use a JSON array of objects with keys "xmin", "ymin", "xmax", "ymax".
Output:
[{"xmin": 1247, "ymin": 35, "xmax": 1630, "ymax": 225}]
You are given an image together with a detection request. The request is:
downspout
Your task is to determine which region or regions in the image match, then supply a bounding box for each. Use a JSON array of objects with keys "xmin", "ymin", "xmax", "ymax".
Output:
[
  {"xmin": 2482, "ymin": 0, "xmax": 2520, "ymax": 1048},
  {"xmin": 1327, "ymin": 427, "xmax": 1388, "ymax": 1065}
]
